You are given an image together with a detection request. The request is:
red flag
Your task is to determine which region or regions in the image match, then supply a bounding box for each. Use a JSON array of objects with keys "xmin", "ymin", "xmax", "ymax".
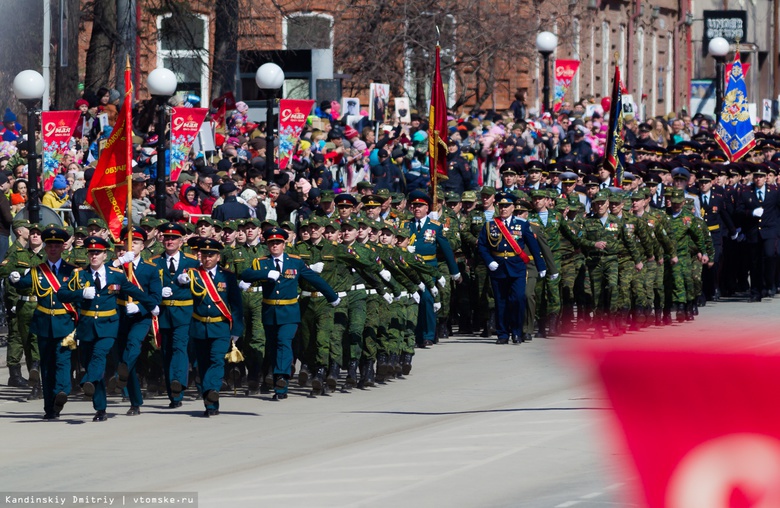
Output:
[
  {"xmin": 212, "ymin": 91, "xmax": 236, "ymax": 130},
  {"xmin": 428, "ymin": 44, "xmax": 449, "ymax": 202},
  {"xmin": 584, "ymin": 328, "xmax": 780, "ymax": 508},
  {"xmin": 86, "ymin": 61, "xmax": 133, "ymax": 240}
]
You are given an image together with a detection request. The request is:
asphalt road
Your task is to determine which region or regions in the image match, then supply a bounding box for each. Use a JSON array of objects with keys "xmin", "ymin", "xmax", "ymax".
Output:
[{"xmin": 0, "ymin": 297, "xmax": 774, "ymax": 508}]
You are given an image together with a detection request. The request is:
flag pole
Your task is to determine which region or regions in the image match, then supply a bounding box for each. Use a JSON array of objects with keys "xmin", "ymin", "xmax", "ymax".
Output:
[{"xmin": 125, "ymin": 55, "xmax": 133, "ymax": 251}]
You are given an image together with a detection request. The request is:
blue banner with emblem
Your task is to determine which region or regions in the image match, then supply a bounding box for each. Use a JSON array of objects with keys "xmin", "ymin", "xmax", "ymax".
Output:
[{"xmin": 714, "ymin": 51, "xmax": 755, "ymax": 162}]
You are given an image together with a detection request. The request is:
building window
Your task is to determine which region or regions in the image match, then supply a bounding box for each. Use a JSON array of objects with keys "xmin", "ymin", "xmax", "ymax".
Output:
[{"xmin": 156, "ymin": 13, "xmax": 209, "ymax": 104}]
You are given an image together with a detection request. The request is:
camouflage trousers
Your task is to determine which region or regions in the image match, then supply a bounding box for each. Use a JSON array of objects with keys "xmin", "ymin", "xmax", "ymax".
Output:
[
  {"xmin": 299, "ymin": 296, "xmax": 335, "ymax": 369},
  {"xmin": 473, "ymin": 263, "xmax": 494, "ymax": 323},
  {"xmin": 559, "ymin": 255, "xmax": 590, "ymax": 307},
  {"xmin": 241, "ymin": 292, "xmax": 267, "ymax": 382},
  {"xmin": 587, "ymin": 254, "xmax": 619, "ymax": 315},
  {"xmin": 616, "ymin": 257, "xmax": 638, "ymax": 310},
  {"xmin": 535, "ymin": 257, "xmax": 561, "ymax": 317},
  {"xmin": 666, "ymin": 254, "xmax": 694, "ymax": 305},
  {"xmin": 634, "ymin": 260, "xmax": 657, "ymax": 308}
]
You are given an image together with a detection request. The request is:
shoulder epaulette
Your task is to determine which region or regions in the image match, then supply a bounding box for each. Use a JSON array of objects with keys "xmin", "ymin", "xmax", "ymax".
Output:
[
  {"xmin": 184, "ymin": 253, "xmax": 198, "ymax": 260},
  {"xmin": 149, "ymin": 254, "xmax": 162, "ymax": 261},
  {"xmin": 108, "ymin": 266, "xmax": 123, "ymax": 273},
  {"xmin": 287, "ymin": 254, "xmax": 301, "ymax": 259},
  {"xmin": 144, "ymin": 259, "xmax": 157, "ymax": 267},
  {"xmin": 430, "ymin": 219, "xmax": 441, "ymax": 226},
  {"xmin": 258, "ymin": 256, "xmax": 268, "ymax": 260}
]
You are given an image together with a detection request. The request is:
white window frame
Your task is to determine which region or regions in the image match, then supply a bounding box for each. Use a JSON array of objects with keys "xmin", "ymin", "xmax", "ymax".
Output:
[
  {"xmin": 573, "ymin": 18, "xmax": 581, "ymax": 102},
  {"xmin": 156, "ymin": 13, "xmax": 210, "ymax": 105},
  {"xmin": 637, "ymin": 26, "xmax": 645, "ymax": 118},
  {"xmin": 281, "ymin": 12, "xmax": 334, "ymax": 50},
  {"xmin": 602, "ymin": 21, "xmax": 610, "ymax": 97}
]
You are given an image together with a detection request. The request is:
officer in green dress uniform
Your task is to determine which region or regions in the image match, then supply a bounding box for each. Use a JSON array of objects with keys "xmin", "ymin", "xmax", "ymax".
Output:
[
  {"xmin": 241, "ymin": 227, "xmax": 339, "ymax": 400},
  {"xmin": 11, "ymin": 226, "xmax": 75, "ymax": 419},
  {"xmin": 176, "ymin": 238, "xmax": 244, "ymax": 417},
  {"xmin": 113, "ymin": 226, "xmax": 163, "ymax": 416},
  {"xmin": 58, "ymin": 237, "xmax": 157, "ymax": 422},
  {"xmin": 148, "ymin": 222, "xmax": 201, "ymax": 408},
  {"xmin": 402, "ymin": 191, "xmax": 461, "ymax": 347}
]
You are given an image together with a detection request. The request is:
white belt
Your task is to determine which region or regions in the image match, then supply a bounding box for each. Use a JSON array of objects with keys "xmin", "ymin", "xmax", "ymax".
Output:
[
  {"xmin": 366, "ymin": 289, "xmax": 378, "ymax": 295},
  {"xmin": 399, "ymin": 291, "xmax": 408, "ymax": 298},
  {"xmin": 337, "ymin": 291, "xmax": 348, "ymax": 297},
  {"xmin": 248, "ymin": 286, "xmax": 263, "ymax": 292},
  {"xmin": 301, "ymin": 290, "xmax": 348, "ymax": 298},
  {"xmin": 351, "ymin": 284, "xmax": 366, "ymax": 291},
  {"xmin": 19, "ymin": 296, "xmax": 38, "ymax": 302}
]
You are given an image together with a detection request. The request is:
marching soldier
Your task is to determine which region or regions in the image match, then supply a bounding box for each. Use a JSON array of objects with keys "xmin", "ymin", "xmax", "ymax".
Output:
[
  {"xmin": 461, "ymin": 186, "xmax": 497, "ymax": 336},
  {"xmin": 113, "ymin": 226, "xmax": 163, "ymax": 416},
  {"xmin": 241, "ymin": 227, "xmax": 340, "ymax": 400},
  {"xmin": 58, "ymin": 237, "xmax": 157, "ymax": 422},
  {"xmin": 477, "ymin": 192, "xmax": 546, "ymax": 344},
  {"xmin": 666, "ymin": 188, "xmax": 708, "ymax": 320},
  {"xmin": 10, "ymin": 226, "xmax": 76, "ymax": 419},
  {"xmin": 176, "ymin": 238, "xmax": 244, "ymax": 416},
  {"xmin": 148, "ymin": 223, "xmax": 201, "ymax": 408}
]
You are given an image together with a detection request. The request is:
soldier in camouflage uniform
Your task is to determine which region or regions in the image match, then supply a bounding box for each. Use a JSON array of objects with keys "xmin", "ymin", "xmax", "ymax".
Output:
[
  {"xmin": 685, "ymin": 198, "xmax": 715, "ymax": 317},
  {"xmin": 66, "ymin": 226, "xmax": 89, "ymax": 268},
  {"xmin": 434, "ymin": 189, "xmax": 461, "ymax": 339},
  {"xmin": 460, "ymin": 186, "xmax": 497, "ymax": 336},
  {"xmin": 558, "ymin": 195, "xmax": 590, "ymax": 332},
  {"xmin": 0, "ymin": 221, "xmax": 45, "ymax": 397},
  {"xmin": 665, "ymin": 188, "xmax": 708, "ymax": 322},
  {"xmin": 578, "ymin": 190, "xmax": 640, "ymax": 338},
  {"xmin": 140, "ymin": 217, "xmax": 165, "ymax": 260},
  {"xmin": 455, "ymin": 191, "xmax": 477, "ymax": 334}
]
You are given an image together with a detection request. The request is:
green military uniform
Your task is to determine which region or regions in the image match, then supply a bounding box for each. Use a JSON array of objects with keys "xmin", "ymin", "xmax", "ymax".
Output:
[
  {"xmin": 435, "ymin": 202, "xmax": 461, "ymax": 339},
  {"xmin": 665, "ymin": 189, "xmax": 707, "ymax": 322},
  {"xmin": 559, "ymin": 197, "xmax": 591, "ymax": 332},
  {"xmin": 460, "ymin": 187, "xmax": 497, "ymax": 335}
]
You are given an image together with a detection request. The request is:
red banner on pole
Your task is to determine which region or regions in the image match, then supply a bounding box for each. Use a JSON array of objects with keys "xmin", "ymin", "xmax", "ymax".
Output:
[
  {"xmin": 41, "ymin": 111, "xmax": 81, "ymax": 191},
  {"xmin": 277, "ymin": 99, "xmax": 315, "ymax": 171},
  {"xmin": 553, "ymin": 60, "xmax": 580, "ymax": 113},
  {"xmin": 169, "ymin": 107, "xmax": 208, "ymax": 182},
  {"xmin": 86, "ymin": 61, "xmax": 133, "ymax": 240}
]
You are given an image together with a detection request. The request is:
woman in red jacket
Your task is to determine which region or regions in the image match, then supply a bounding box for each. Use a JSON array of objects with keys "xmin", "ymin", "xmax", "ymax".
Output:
[{"xmin": 172, "ymin": 185, "xmax": 201, "ymax": 223}]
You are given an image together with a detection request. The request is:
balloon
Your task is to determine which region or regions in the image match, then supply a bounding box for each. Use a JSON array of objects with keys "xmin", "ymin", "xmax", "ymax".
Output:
[{"xmin": 601, "ymin": 97, "xmax": 611, "ymax": 112}]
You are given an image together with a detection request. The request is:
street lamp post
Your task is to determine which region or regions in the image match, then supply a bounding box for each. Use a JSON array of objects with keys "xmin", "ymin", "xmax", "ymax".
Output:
[
  {"xmin": 147, "ymin": 68, "xmax": 178, "ymax": 220},
  {"xmin": 535, "ymin": 31, "xmax": 558, "ymax": 114},
  {"xmin": 255, "ymin": 63, "xmax": 285, "ymax": 175},
  {"xmin": 708, "ymin": 37, "xmax": 730, "ymax": 126},
  {"xmin": 12, "ymin": 70, "xmax": 46, "ymax": 224}
]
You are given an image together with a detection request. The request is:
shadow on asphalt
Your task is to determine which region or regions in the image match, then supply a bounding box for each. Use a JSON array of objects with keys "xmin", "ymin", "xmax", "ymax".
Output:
[{"xmin": 346, "ymin": 407, "xmax": 609, "ymax": 416}]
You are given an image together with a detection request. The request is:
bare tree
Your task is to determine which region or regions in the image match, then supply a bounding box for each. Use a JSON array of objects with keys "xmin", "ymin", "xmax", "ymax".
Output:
[
  {"xmin": 84, "ymin": 0, "xmax": 119, "ymax": 92},
  {"xmin": 212, "ymin": 0, "xmax": 239, "ymax": 99},
  {"xmin": 53, "ymin": 0, "xmax": 82, "ymax": 110}
]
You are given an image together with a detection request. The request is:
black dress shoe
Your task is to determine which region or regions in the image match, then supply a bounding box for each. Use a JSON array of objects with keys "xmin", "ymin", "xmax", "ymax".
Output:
[
  {"xmin": 54, "ymin": 392, "xmax": 68, "ymax": 414},
  {"xmin": 93, "ymin": 410, "xmax": 107, "ymax": 422},
  {"xmin": 167, "ymin": 401, "xmax": 182, "ymax": 409},
  {"xmin": 522, "ymin": 333, "xmax": 533, "ymax": 342},
  {"xmin": 82, "ymin": 382, "xmax": 95, "ymax": 399},
  {"xmin": 424, "ymin": 340, "xmax": 434, "ymax": 347},
  {"xmin": 202, "ymin": 409, "xmax": 219, "ymax": 417},
  {"xmin": 205, "ymin": 390, "xmax": 219, "ymax": 403},
  {"xmin": 126, "ymin": 406, "xmax": 140, "ymax": 416},
  {"xmin": 170, "ymin": 379, "xmax": 183, "ymax": 396},
  {"xmin": 42, "ymin": 413, "xmax": 59, "ymax": 421},
  {"xmin": 495, "ymin": 337, "xmax": 509, "ymax": 345},
  {"xmin": 116, "ymin": 362, "xmax": 129, "ymax": 389},
  {"xmin": 272, "ymin": 392, "xmax": 288, "ymax": 401}
]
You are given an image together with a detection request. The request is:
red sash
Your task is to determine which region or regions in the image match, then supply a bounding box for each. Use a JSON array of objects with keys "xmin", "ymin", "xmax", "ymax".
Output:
[
  {"xmin": 38, "ymin": 263, "xmax": 78, "ymax": 323},
  {"xmin": 125, "ymin": 262, "xmax": 162, "ymax": 348},
  {"xmin": 197, "ymin": 267, "xmax": 233, "ymax": 327},
  {"xmin": 493, "ymin": 220, "xmax": 532, "ymax": 264}
]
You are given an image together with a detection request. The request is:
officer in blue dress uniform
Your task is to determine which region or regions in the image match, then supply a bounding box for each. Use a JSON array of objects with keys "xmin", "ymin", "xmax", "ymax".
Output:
[
  {"xmin": 11, "ymin": 227, "xmax": 76, "ymax": 420},
  {"xmin": 176, "ymin": 238, "xmax": 244, "ymax": 416},
  {"xmin": 241, "ymin": 227, "xmax": 339, "ymax": 400},
  {"xmin": 58, "ymin": 237, "xmax": 157, "ymax": 422},
  {"xmin": 477, "ymin": 192, "xmax": 547, "ymax": 344},
  {"xmin": 148, "ymin": 222, "xmax": 201, "ymax": 408},
  {"xmin": 402, "ymin": 190, "xmax": 461, "ymax": 347},
  {"xmin": 113, "ymin": 226, "xmax": 162, "ymax": 416}
]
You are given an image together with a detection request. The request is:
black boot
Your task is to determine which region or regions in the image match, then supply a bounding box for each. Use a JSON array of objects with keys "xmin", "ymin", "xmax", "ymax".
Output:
[
  {"xmin": 686, "ymin": 301, "xmax": 695, "ymax": 321},
  {"xmin": 27, "ymin": 381, "xmax": 42, "ymax": 400},
  {"xmin": 298, "ymin": 364, "xmax": 310, "ymax": 387},
  {"xmin": 676, "ymin": 303, "xmax": 686, "ymax": 322},
  {"xmin": 310, "ymin": 367, "xmax": 326, "ymax": 396},
  {"xmin": 547, "ymin": 313, "xmax": 560, "ymax": 337},
  {"xmin": 357, "ymin": 360, "xmax": 369, "ymax": 389},
  {"xmin": 401, "ymin": 353, "xmax": 413, "ymax": 375},
  {"xmin": 389, "ymin": 353, "xmax": 401, "ymax": 378},
  {"xmin": 376, "ymin": 353, "xmax": 390, "ymax": 377},
  {"xmin": 344, "ymin": 360, "xmax": 359, "ymax": 390},
  {"xmin": 630, "ymin": 306, "xmax": 644, "ymax": 331},
  {"xmin": 663, "ymin": 308, "xmax": 673, "ymax": 325},
  {"xmin": 326, "ymin": 361, "xmax": 340, "ymax": 392},
  {"xmin": 28, "ymin": 361, "xmax": 40, "ymax": 384},
  {"xmin": 536, "ymin": 317, "xmax": 547, "ymax": 338},
  {"xmin": 437, "ymin": 320, "xmax": 449, "ymax": 340},
  {"xmin": 365, "ymin": 361, "xmax": 376, "ymax": 386},
  {"xmin": 691, "ymin": 299, "xmax": 699, "ymax": 316},
  {"xmin": 7, "ymin": 365, "xmax": 28, "ymax": 388}
]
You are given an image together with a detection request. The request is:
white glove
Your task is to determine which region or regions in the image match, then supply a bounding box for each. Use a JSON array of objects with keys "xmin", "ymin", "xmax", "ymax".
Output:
[
  {"xmin": 8, "ymin": 271, "xmax": 20, "ymax": 283},
  {"xmin": 267, "ymin": 270, "xmax": 280, "ymax": 281},
  {"xmin": 418, "ymin": 282, "xmax": 426, "ymax": 291},
  {"xmin": 412, "ymin": 292, "xmax": 421, "ymax": 304},
  {"xmin": 151, "ymin": 305, "xmax": 160, "ymax": 316},
  {"xmin": 451, "ymin": 272, "xmax": 461, "ymax": 282},
  {"xmin": 539, "ymin": 270, "xmax": 547, "ymax": 278},
  {"xmin": 118, "ymin": 251, "xmax": 135, "ymax": 265},
  {"xmin": 753, "ymin": 207, "xmax": 764, "ymax": 218},
  {"xmin": 10, "ymin": 306, "xmax": 15, "ymax": 314},
  {"xmin": 437, "ymin": 276, "xmax": 446, "ymax": 288},
  {"xmin": 379, "ymin": 269, "xmax": 392, "ymax": 282},
  {"xmin": 433, "ymin": 302, "xmax": 442, "ymax": 312},
  {"xmin": 330, "ymin": 297, "xmax": 341, "ymax": 307},
  {"xmin": 428, "ymin": 211, "xmax": 439, "ymax": 221},
  {"xmin": 488, "ymin": 261, "xmax": 499, "ymax": 271},
  {"xmin": 83, "ymin": 287, "xmax": 96, "ymax": 299},
  {"xmin": 23, "ymin": 268, "xmax": 29, "ymax": 275},
  {"xmin": 238, "ymin": 281, "xmax": 251, "ymax": 291},
  {"xmin": 231, "ymin": 335, "xmax": 239, "ymax": 344},
  {"xmin": 177, "ymin": 272, "xmax": 190, "ymax": 284},
  {"xmin": 431, "ymin": 286, "xmax": 439, "ymax": 297},
  {"xmin": 309, "ymin": 262, "xmax": 324, "ymax": 273},
  {"xmin": 383, "ymin": 292, "xmax": 394, "ymax": 304},
  {"xmin": 550, "ymin": 273, "xmax": 560, "ymax": 281},
  {"xmin": 126, "ymin": 302, "xmax": 140, "ymax": 314},
  {"xmin": 161, "ymin": 287, "xmax": 173, "ymax": 298},
  {"xmin": 407, "ymin": 245, "xmax": 416, "ymax": 253}
]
